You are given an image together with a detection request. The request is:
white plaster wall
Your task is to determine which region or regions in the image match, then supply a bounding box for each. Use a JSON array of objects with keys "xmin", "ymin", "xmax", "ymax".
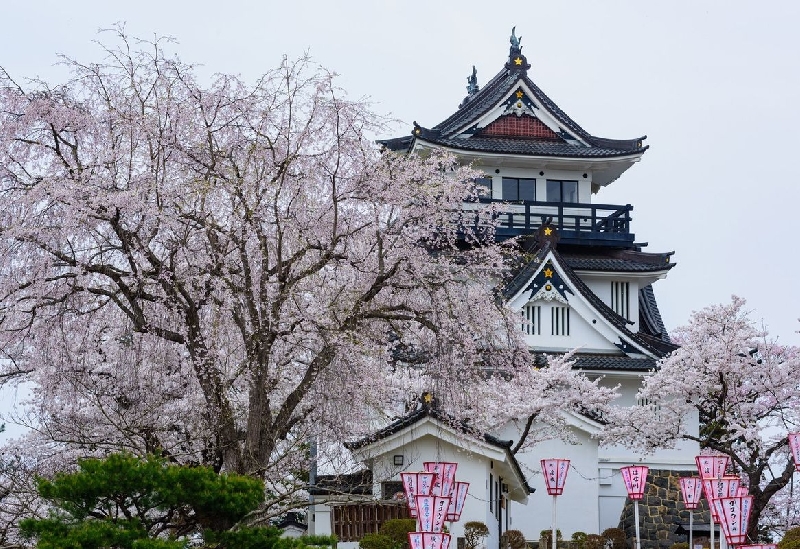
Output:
[
  {"xmin": 496, "ymin": 425, "xmax": 601, "ymax": 538},
  {"xmin": 370, "ymin": 433, "xmax": 512, "ymax": 549},
  {"xmin": 473, "ymin": 166, "xmax": 591, "ymax": 204}
]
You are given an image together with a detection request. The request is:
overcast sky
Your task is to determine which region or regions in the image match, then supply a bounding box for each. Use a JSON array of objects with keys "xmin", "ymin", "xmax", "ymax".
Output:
[{"xmin": 1, "ymin": 0, "xmax": 799, "ymax": 437}]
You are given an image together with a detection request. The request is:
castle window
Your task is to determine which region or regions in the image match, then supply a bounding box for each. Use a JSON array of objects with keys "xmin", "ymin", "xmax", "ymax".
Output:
[
  {"xmin": 521, "ymin": 304, "xmax": 541, "ymax": 335},
  {"xmin": 611, "ymin": 281, "xmax": 630, "ymax": 320},
  {"xmin": 502, "ymin": 177, "xmax": 536, "ymax": 201},
  {"xmin": 474, "ymin": 177, "xmax": 493, "ymax": 197},
  {"xmin": 551, "ymin": 306, "xmax": 570, "ymax": 336},
  {"xmin": 546, "ymin": 179, "xmax": 578, "ymax": 203}
]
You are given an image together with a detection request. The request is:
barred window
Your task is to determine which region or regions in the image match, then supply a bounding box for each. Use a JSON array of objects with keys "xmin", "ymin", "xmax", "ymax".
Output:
[
  {"xmin": 611, "ymin": 281, "xmax": 630, "ymax": 319},
  {"xmin": 521, "ymin": 304, "xmax": 541, "ymax": 335},
  {"xmin": 551, "ymin": 306, "xmax": 570, "ymax": 336}
]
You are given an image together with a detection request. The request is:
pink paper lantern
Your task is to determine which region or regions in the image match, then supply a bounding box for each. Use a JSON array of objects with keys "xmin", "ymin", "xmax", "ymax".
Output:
[
  {"xmin": 713, "ymin": 495, "xmax": 753, "ymax": 546},
  {"xmin": 739, "ymin": 545, "xmax": 776, "ymax": 549},
  {"xmin": 678, "ymin": 477, "xmax": 703, "ymax": 510},
  {"xmin": 416, "ymin": 495, "xmax": 451, "ymax": 532},
  {"xmin": 424, "ymin": 462, "xmax": 458, "ymax": 498},
  {"xmin": 789, "ymin": 433, "xmax": 800, "ymax": 472},
  {"xmin": 540, "ymin": 459, "xmax": 570, "ymax": 496},
  {"xmin": 409, "ymin": 532, "xmax": 452, "ymax": 549},
  {"xmin": 703, "ymin": 476, "xmax": 740, "ymax": 522},
  {"xmin": 620, "ymin": 465, "xmax": 649, "ymax": 500},
  {"xmin": 401, "ymin": 472, "xmax": 437, "ymax": 518},
  {"xmin": 696, "ymin": 455, "xmax": 730, "ymax": 479},
  {"xmin": 736, "ymin": 486, "xmax": 749, "ymax": 496},
  {"xmin": 446, "ymin": 481, "xmax": 469, "ymax": 521}
]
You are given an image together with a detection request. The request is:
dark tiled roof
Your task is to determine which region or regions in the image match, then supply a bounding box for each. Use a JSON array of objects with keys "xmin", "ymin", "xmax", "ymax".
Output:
[
  {"xmin": 380, "ymin": 48, "xmax": 647, "ymax": 159},
  {"xmin": 563, "ymin": 254, "xmax": 675, "ymax": 273},
  {"xmin": 416, "ymin": 135, "xmax": 646, "ymax": 159},
  {"xmin": 345, "ymin": 400, "xmax": 532, "ymax": 494},
  {"xmin": 639, "ymin": 284, "xmax": 673, "ymax": 345},
  {"xmin": 573, "ymin": 355, "xmax": 657, "ymax": 372},
  {"xmin": 502, "ymin": 245, "xmax": 673, "ymax": 359},
  {"xmin": 308, "ymin": 470, "xmax": 373, "ymax": 496}
]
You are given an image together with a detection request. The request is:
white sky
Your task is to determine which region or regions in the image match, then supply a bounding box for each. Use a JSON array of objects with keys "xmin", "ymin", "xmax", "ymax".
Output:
[{"xmin": 1, "ymin": 0, "xmax": 799, "ymax": 438}]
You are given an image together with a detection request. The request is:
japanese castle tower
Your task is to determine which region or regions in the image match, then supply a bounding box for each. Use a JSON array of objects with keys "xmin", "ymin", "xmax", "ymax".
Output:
[{"xmin": 312, "ymin": 30, "xmax": 700, "ymax": 549}]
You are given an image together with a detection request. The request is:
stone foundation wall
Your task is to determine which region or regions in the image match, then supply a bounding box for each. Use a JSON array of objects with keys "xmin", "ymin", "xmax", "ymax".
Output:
[{"xmin": 618, "ymin": 469, "xmax": 712, "ymax": 549}]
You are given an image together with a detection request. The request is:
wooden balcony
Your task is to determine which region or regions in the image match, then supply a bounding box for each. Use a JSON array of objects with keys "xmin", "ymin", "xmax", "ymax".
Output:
[{"xmin": 469, "ymin": 199, "xmax": 635, "ymax": 247}]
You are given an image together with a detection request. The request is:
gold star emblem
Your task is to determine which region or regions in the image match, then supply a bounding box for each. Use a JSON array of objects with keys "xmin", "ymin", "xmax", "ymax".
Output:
[
  {"xmin": 544, "ymin": 268, "xmax": 553, "ymax": 278},
  {"xmin": 544, "ymin": 227, "xmax": 552, "ymax": 236},
  {"xmin": 515, "ymin": 90, "xmax": 524, "ymax": 98},
  {"xmin": 414, "ymin": 128, "xmax": 420, "ymax": 135},
  {"xmin": 514, "ymin": 57, "xmax": 523, "ymax": 66},
  {"xmin": 423, "ymin": 393, "xmax": 433, "ymax": 403}
]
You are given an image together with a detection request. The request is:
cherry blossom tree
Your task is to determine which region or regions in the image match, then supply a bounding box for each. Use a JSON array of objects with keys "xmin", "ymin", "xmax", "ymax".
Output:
[
  {"xmin": 0, "ymin": 29, "xmax": 621, "ymax": 545},
  {"xmin": 602, "ymin": 296, "xmax": 800, "ymax": 540}
]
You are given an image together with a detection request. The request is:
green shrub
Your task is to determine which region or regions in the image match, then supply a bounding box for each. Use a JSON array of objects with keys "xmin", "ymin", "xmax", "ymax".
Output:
[
  {"xmin": 301, "ymin": 534, "xmax": 339, "ymax": 548},
  {"xmin": 601, "ymin": 528, "xmax": 626, "ymax": 549},
  {"xmin": 360, "ymin": 533, "xmax": 395, "ymax": 549},
  {"xmin": 464, "ymin": 521, "xmax": 490, "ymax": 549},
  {"xmin": 782, "ymin": 528, "xmax": 800, "ymax": 544},
  {"xmin": 502, "ymin": 529, "xmax": 527, "ymax": 549},
  {"xmin": 571, "ymin": 532, "xmax": 588, "ymax": 549},
  {"xmin": 778, "ymin": 539, "xmax": 800, "ymax": 549},
  {"xmin": 669, "ymin": 543, "xmax": 689, "ymax": 549},
  {"xmin": 584, "ymin": 534, "xmax": 605, "ymax": 549},
  {"xmin": 540, "ymin": 529, "xmax": 563, "ymax": 549},
  {"xmin": 379, "ymin": 519, "xmax": 417, "ymax": 549}
]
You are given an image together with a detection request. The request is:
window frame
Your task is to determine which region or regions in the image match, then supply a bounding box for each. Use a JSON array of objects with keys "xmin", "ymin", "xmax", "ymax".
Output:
[
  {"xmin": 501, "ymin": 177, "xmax": 536, "ymax": 202},
  {"xmin": 545, "ymin": 179, "xmax": 579, "ymax": 203}
]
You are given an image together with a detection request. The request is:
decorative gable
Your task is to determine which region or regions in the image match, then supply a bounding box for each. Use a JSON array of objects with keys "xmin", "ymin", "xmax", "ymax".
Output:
[{"xmin": 481, "ymin": 114, "xmax": 562, "ymax": 140}]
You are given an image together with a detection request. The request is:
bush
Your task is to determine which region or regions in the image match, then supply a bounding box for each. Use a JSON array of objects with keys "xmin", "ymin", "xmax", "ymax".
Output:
[
  {"xmin": 360, "ymin": 533, "xmax": 395, "ymax": 549},
  {"xmin": 503, "ymin": 529, "xmax": 527, "ymax": 549},
  {"xmin": 601, "ymin": 528, "xmax": 626, "ymax": 549},
  {"xmin": 540, "ymin": 529, "xmax": 563, "ymax": 549},
  {"xmin": 571, "ymin": 532, "xmax": 588, "ymax": 549},
  {"xmin": 782, "ymin": 528, "xmax": 800, "ymax": 544},
  {"xmin": 669, "ymin": 543, "xmax": 689, "ymax": 549},
  {"xmin": 301, "ymin": 534, "xmax": 338, "ymax": 548},
  {"xmin": 464, "ymin": 521, "xmax": 490, "ymax": 549},
  {"xmin": 585, "ymin": 534, "xmax": 605, "ymax": 549},
  {"xmin": 380, "ymin": 519, "xmax": 417, "ymax": 549}
]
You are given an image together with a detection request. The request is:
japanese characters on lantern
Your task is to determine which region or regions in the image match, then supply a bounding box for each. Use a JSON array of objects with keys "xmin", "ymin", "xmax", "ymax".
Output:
[
  {"xmin": 696, "ymin": 455, "xmax": 730, "ymax": 479},
  {"xmin": 678, "ymin": 477, "xmax": 703, "ymax": 509},
  {"xmin": 789, "ymin": 433, "xmax": 800, "ymax": 472},
  {"xmin": 620, "ymin": 465, "xmax": 649, "ymax": 500},
  {"xmin": 713, "ymin": 495, "xmax": 753, "ymax": 546},
  {"xmin": 540, "ymin": 459, "xmax": 570, "ymax": 496}
]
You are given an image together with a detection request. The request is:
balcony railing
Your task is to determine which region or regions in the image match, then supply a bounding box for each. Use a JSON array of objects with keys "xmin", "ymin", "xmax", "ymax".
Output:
[{"xmin": 469, "ymin": 199, "xmax": 635, "ymax": 246}]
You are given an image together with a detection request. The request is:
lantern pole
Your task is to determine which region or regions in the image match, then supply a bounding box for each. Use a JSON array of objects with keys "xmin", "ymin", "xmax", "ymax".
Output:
[
  {"xmin": 552, "ymin": 494, "xmax": 558, "ymax": 549},
  {"xmin": 620, "ymin": 466, "xmax": 648, "ymax": 549},
  {"xmin": 541, "ymin": 459, "xmax": 570, "ymax": 549}
]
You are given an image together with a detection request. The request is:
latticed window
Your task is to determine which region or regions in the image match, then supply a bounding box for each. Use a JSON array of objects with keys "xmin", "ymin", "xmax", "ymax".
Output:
[
  {"xmin": 611, "ymin": 281, "xmax": 630, "ymax": 319},
  {"xmin": 521, "ymin": 304, "xmax": 541, "ymax": 335},
  {"xmin": 551, "ymin": 306, "xmax": 570, "ymax": 336}
]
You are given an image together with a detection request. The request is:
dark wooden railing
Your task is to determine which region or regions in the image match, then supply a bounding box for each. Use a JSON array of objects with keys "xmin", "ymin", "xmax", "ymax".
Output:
[
  {"xmin": 470, "ymin": 199, "xmax": 635, "ymax": 245},
  {"xmin": 331, "ymin": 501, "xmax": 410, "ymax": 542}
]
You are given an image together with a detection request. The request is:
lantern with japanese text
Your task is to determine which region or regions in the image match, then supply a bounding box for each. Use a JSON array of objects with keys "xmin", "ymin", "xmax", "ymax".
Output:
[
  {"xmin": 713, "ymin": 495, "xmax": 754, "ymax": 546},
  {"xmin": 620, "ymin": 465, "xmax": 649, "ymax": 549},
  {"xmin": 541, "ymin": 459, "xmax": 570, "ymax": 549},
  {"xmin": 401, "ymin": 472, "xmax": 437, "ymax": 518},
  {"xmin": 696, "ymin": 454, "xmax": 730, "ymax": 549},
  {"xmin": 738, "ymin": 545, "xmax": 776, "ymax": 549},
  {"xmin": 789, "ymin": 433, "xmax": 800, "ymax": 472},
  {"xmin": 696, "ymin": 455, "xmax": 730, "ymax": 479},
  {"xmin": 703, "ymin": 476, "xmax": 740, "ymax": 523},
  {"xmin": 679, "ymin": 476, "xmax": 704, "ymax": 549},
  {"xmin": 406, "ymin": 462, "xmax": 469, "ymax": 549}
]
